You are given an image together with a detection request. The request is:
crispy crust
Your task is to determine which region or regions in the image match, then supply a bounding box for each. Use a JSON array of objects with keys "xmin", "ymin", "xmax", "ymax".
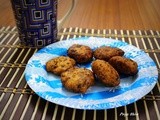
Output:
[
  {"xmin": 93, "ymin": 46, "xmax": 124, "ymax": 61},
  {"xmin": 108, "ymin": 56, "xmax": 138, "ymax": 75},
  {"xmin": 92, "ymin": 59, "xmax": 120, "ymax": 87},
  {"xmin": 61, "ymin": 67, "xmax": 95, "ymax": 93},
  {"xmin": 46, "ymin": 56, "xmax": 76, "ymax": 75},
  {"xmin": 67, "ymin": 44, "xmax": 93, "ymax": 63}
]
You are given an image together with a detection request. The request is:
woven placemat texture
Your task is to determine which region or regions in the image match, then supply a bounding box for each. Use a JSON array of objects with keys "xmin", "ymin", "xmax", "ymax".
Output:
[{"xmin": 0, "ymin": 26, "xmax": 160, "ymax": 120}]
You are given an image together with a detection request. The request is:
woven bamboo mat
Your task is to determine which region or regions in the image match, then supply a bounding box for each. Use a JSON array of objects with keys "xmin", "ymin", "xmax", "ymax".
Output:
[{"xmin": 0, "ymin": 26, "xmax": 160, "ymax": 120}]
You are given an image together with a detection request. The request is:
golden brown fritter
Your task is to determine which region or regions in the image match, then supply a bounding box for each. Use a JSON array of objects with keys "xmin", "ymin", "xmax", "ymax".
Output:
[
  {"xmin": 92, "ymin": 59, "xmax": 120, "ymax": 87},
  {"xmin": 67, "ymin": 44, "xmax": 93, "ymax": 63},
  {"xmin": 61, "ymin": 67, "xmax": 95, "ymax": 93},
  {"xmin": 108, "ymin": 56, "xmax": 138, "ymax": 75},
  {"xmin": 93, "ymin": 46, "xmax": 124, "ymax": 61},
  {"xmin": 46, "ymin": 56, "xmax": 76, "ymax": 75}
]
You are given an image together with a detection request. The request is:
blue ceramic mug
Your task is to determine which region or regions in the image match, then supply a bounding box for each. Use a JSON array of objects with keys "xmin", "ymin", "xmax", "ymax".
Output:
[{"xmin": 10, "ymin": 0, "xmax": 76, "ymax": 47}]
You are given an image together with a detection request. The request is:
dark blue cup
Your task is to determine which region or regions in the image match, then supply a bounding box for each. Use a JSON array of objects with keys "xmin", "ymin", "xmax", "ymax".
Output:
[{"xmin": 10, "ymin": 0, "xmax": 76, "ymax": 47}]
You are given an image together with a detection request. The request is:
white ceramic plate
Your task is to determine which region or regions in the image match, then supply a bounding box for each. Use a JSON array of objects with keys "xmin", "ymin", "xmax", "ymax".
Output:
[{"xmin": 25, "ymin": 37, "xmax": 158, "ymax": 110}]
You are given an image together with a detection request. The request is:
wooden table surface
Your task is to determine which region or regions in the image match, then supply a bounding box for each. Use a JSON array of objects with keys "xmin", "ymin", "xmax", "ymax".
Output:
[{"xmin": 0, "ymin": 0, "xmax": 160, "ymax": 30}]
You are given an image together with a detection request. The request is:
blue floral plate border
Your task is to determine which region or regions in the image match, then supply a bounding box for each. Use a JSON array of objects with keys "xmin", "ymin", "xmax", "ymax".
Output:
[{"xmin": 25, "ymin": 37, "xmax": 158, "ymax": 110}]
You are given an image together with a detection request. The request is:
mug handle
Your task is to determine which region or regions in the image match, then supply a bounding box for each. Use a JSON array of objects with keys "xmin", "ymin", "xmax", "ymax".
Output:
[{"xmin": 57, "ymin": 0, "xmax": 77, "ymax": 31}]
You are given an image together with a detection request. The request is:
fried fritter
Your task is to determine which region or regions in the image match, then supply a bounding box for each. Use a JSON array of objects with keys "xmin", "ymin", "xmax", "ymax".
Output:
[
  {"xmin": 61, "ymin": 67, "xmax": 95, "ymax": 93},
  {"xmin": 46, "ymin": 56, "xmax": 76, "ymax": 75},
  {"xmin": 67, "ymin": 44, "xmax": 93, "ymax": 63},
  {"xmin": 93, "ymin": 46, "xmax": 124, "ymax": 61},
  {"xmin": 108, "ymin": 56, "xmax": 138, "ymax": 75},
  {"xmin": 92, "ymin": 59, "xmax": 120, "ymax": 87}
]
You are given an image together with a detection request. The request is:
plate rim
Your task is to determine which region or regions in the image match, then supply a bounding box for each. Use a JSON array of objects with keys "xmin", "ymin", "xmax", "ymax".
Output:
[{"xmin": 25, "ymin": 37, "xmax": 158, "ymax": 110}]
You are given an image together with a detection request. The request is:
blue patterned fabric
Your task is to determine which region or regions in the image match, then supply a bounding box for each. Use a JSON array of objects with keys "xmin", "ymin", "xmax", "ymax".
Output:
[
  {"xmin": 25, "ymin": 37, "xmax": 158, "ymax": 109},
  {"xmin": 11, "ymin": 0, "xmax": 58, "ymax": 46}
]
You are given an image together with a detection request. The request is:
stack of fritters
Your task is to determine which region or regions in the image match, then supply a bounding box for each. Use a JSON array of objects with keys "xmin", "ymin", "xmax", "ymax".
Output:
[
  {"xmin": 92, "ymin": 46, "xmax": 138, "ymax": 87},
  {"xmin": 46, "ymin": 44, "xmax": 95, "ymax": 93},
  {"xmin": 46, "ymin": 44, "xmax": 138, "ymax": 93}
]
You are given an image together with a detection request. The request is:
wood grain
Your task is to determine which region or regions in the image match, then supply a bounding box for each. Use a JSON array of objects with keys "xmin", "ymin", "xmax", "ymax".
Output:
[{"xmin": 0, "ymin": 0, "xmax": 160, "ymax": 30}]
